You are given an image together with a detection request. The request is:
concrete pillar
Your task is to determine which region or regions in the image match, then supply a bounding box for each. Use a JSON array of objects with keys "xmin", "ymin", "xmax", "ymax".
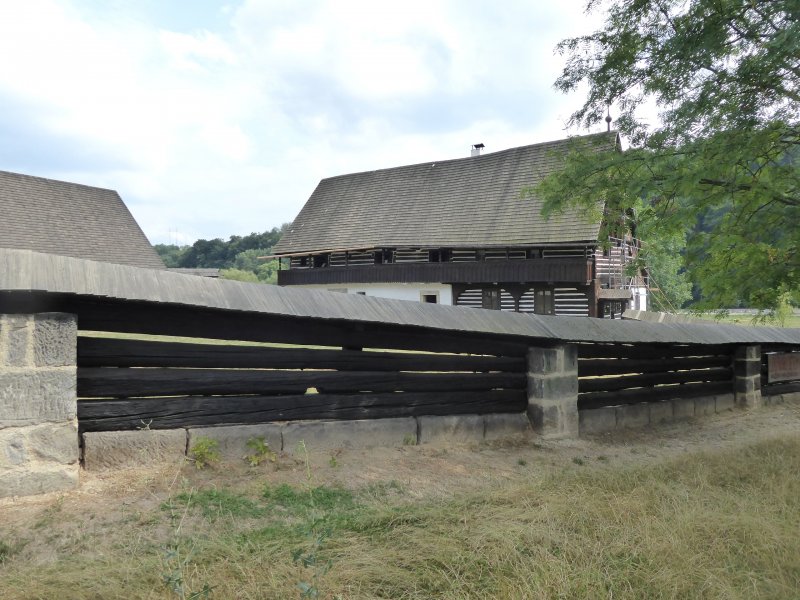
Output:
[
  {"xmin": 526, "ymin": 344, "xmax": 579, "ymax": 439},
  {"xmin": 734, "ymin": 344, "xmax": 762, "ymax": 408},
  {"xmin": 0, "ymin": 313, "xmax": 79, "ymax": 498}
]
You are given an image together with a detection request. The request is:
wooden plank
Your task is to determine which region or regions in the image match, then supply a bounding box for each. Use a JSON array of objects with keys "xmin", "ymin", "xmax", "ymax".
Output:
[
  {"xmin": 77, "ymin": 337, "xmax": 526, "ymax": 372},
  {"xmin": 77, "ymin": 368, "xmax": 526, "ymax": 398},
  {"xmin": 578, "ymin": 367, "xmax": 731, "ymax": 394},
  {"xmin": 578, "ymin": 355, "xmax": 731, "ymax": 377},
  {"xmin": 762, "ymin": 381, "xmax": 800, "ymax": 396},
  {"xmin": 77, "ymin": 390, "xmax": 527, "ymax": 432},
  {"xmin": 766, "ymin": 352, "xmax": 800, "ymax": 384},
  {"xmin": 577, "ymin": 344, "xmax": 733, "ymax": 360},
  {"xmin": 578, "ymin": 381, "xmax": 732, "ymax": 410}
]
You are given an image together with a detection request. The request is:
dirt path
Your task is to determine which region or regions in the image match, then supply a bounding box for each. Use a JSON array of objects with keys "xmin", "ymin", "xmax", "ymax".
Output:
[{"xmin": 3, "ymin": 400, "xmax": 799, "ymax": 531}]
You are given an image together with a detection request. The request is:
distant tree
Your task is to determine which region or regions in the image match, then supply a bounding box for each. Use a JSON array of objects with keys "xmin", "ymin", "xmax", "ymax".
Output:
[
  {"xmin": 539, "ymin": 0, "xmax": 799, "ymax": 313},
  {"xmin": 154, "ymin": 223, "xmax": 291, "ymax": 283},
  {"xmin": 637, "ymin": 225, "xmax": 693, "ymax": 312},
  {"xmin": 154, "ymin": 244, "xmax": 189, "ymax": 268}
]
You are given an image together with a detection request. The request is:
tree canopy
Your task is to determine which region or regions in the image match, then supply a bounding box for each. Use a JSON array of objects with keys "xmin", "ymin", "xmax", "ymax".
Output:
[
  {"xmin": 539, "ymin": 0, "xmax": 799, "ymax": 312},
  {"xmin": 155, "ymin": 223, "xmax": 290, "ymax": 284}
]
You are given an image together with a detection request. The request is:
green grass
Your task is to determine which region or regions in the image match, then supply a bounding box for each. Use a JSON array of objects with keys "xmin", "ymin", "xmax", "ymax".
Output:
[
  {"xmin": 2, "ymin": 437, "xmax": 799, "ymax": 598},
  {"xmin": 693, "ymin": 312, "xmax": 800, "ymax": 328}
]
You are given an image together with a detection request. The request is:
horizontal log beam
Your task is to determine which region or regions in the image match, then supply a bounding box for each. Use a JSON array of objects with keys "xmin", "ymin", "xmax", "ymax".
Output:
[
  {"xmin": 576, "ymin": 343, "xmax": 733, "ymax": 360},
  {"xmin": 578, "ymin": 380, "xmax": 733, "ymax": 410},
  {"xmin": 77, "ymin": 368, "xmax": 525, "ymax": 398},
  {"xmin": 77, "ymin": 390, "xmax": 527, "ymax": 432},
  {"xmin": 578, "ymin": 355, "xmax": 731, "ymax": 377},
  {"xmin": 578, "ymin": 367, "xmax": 732, "ymax": 394},
  {"xmin": 762, "ymin": 381, "xmax": 800, "ymax": 396},
  {"xmin": 77, "ymin": 337, "xmax": 525, "ymax": 372}
]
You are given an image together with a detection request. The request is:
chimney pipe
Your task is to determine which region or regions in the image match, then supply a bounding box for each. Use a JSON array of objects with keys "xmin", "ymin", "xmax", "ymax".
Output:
[{"xmin": 471, "ymin": 143, "xmax": 485, "ymax": 157}]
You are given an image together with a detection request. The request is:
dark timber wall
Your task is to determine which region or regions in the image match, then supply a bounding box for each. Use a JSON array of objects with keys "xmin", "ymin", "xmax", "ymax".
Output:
[{"xmin": 76, "ymin": 337, "xmax": 527, "ymax": 432}]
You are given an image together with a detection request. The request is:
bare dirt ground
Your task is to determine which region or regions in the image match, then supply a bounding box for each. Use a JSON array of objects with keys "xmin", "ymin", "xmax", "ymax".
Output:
[{"xmin": 3, "ymin": 400, "xmax": 799, "ymax": 532}]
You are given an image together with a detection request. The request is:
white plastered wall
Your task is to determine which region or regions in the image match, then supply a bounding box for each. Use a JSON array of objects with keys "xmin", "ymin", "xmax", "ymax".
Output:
[{"xmin": 290, "ymin": 283, "xmax": 454, "ymax": 305}]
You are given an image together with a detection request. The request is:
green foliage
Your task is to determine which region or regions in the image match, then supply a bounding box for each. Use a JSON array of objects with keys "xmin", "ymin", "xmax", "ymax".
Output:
[
  {"xmin": 244, "ymin": 436, "xmax": 277, "ymax": 467},
  {"xmin": 0, "ymin": 537, "xmax": 27, "ymax": 564},
  {"xmin": 262, "ymin": 484, "xmax": 356, "ymax": 517},
  {"xmin": 218, "ymin": 268, "xmax": 259, "ymax": 283},
  {"xmin": 154, "ymin": 244, "xmax": 190, "ymax": 268},
  {"xmin": 636, "ymin": 222, "xmax": 693, "ymax": 311},
  {"xmin": 154, "ymin": 224, "xmax": 290, "ymax": 283},
  {"xmin": 542, "ymin": 0, "xmax": 800, "ymax": 312},
  {"xmin": 168, "ymin": 489, "xmax": 266, "ymax": 520},
  {"xmin": 189, "ymin": 437, "xmax": 220, "ymax": 470}
]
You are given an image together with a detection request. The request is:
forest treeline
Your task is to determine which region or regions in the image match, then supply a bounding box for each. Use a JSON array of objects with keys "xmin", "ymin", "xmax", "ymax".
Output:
[{"xmin": 154, "ymin": 223, "xmax": 291, "ymax": 284}]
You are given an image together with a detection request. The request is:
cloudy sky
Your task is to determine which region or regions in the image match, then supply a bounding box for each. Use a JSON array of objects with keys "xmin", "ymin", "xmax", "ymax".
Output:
[{"xmin": 0, "ymin": 0, "xmax": 607, "ymax": 245}]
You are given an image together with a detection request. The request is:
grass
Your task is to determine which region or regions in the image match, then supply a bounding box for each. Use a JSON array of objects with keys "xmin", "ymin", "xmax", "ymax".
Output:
[
  {"xmin": 693, "ymin": 312, "xmax": 800, "ymax": 328},
  {"xmin": 2, "ymin": 437, "xmax": 800, "ymax": 598}
]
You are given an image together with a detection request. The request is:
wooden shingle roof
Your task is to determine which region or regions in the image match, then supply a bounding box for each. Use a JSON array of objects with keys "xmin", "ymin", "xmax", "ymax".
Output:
[
  {"xmin": 0, "ymin": 170, "xmax": 165, "ymax": 270},
  {"xmin": 274, "ymin": 132, "xmax": 618, "ymax": 254}
]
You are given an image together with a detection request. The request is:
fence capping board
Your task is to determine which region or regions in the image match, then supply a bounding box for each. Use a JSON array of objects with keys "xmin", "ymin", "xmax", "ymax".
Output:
[{"xmin": 1, "ymin": 249, "xmax": 799, "ymax": 348}]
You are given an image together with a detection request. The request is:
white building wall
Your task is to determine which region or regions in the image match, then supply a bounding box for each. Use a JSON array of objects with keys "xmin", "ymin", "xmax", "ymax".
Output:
[
  {"xmin": 291, "ymin": 283, "xmax": 454, "ymax": 305},
  {"xmin": 633, "ymin": 286, "xmax": 648, "ymax": 311}
]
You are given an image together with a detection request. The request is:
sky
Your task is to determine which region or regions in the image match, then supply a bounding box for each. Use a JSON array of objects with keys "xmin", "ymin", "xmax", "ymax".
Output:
[{"xmin": 0, "ymin": 0, "xmax": 609, "ymax": 246}]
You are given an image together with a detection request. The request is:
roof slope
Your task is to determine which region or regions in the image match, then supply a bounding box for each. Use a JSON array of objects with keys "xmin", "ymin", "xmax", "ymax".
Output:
[
  {"xmin": 0, "ymin": 170, "xmax": 165, "ymax": 269},
  {"xmin": 274, "ymin": 132, "xmax": 618, "ymax": 254}
]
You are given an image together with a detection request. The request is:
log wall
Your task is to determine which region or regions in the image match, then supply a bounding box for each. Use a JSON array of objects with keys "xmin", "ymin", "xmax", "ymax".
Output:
[
  {"xmin": 576, "ymin": 344, "xmax": 735, "ymax": 410},
  {"xmin": 76, "ymin": 337, "xmax": 527, "ymax": 432}
]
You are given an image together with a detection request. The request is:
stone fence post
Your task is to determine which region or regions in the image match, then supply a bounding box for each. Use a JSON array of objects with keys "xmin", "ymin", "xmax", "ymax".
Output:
[
  {"xmin": 527, "ymin": 344, "xmax": 579, "ymax": 439},
  {"xmin": 0, "ymin": 313, "xmax": 79, "ymax": 498},
  {"xmin": 734, "ymin": 344, "xmax": 762, "ymax": 408}
]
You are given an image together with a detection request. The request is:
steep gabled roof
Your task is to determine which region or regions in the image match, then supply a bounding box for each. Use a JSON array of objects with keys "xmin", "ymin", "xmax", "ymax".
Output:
[
  {"xmin": 0, "ymin": 170, "xmax": 166, "ymax": 270},
  {"xmin": 274, "ymin": 132, "xmax": 619, "ymax": 254}
]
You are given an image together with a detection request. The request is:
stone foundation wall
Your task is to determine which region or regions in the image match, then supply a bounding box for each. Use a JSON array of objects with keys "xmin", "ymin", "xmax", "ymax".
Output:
[
  {"xmin": 82, "ymin": 413, "xmax": 533, "ymax": 470},
  {"xmin": 0, "ymin": 314, "xmax": 79, "ymax": 498},
  {"xmin": 579, "ymin": 393, "xmax": 738, "ymax": 435}
]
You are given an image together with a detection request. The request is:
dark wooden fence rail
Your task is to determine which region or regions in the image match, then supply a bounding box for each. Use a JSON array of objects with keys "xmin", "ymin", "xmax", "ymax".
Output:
[
  {"xmin": 577, "ymin": 344, "xmax": 735, "ymax": 411},
  {"xmin": 76, "ymin": 337, "xmax": 527, "ymax": 432}
]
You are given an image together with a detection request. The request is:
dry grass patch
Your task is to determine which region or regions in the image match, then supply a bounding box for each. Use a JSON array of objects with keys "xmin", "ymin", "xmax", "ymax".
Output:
[{"xmin": 1, "ymin": 436, "xmax": 799, "ymax": 599}]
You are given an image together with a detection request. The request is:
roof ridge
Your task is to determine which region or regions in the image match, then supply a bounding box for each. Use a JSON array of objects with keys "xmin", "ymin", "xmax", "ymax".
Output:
[{"xmin": 320, "ymin": 131, "xmax": 618, "ymax": 182}]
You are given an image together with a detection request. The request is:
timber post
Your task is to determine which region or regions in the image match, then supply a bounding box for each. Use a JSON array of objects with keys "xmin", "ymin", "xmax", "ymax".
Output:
[
  {"xmin": 0, "ymin": 313, "xmax": 79, "ymax": 498},
  {"xmin": 526, "ymin": 344, "xmax": 579, "ymax": 438},
  {"xmin": 733, "ymin": 344, "xmax": 762, "ymax": 408}
]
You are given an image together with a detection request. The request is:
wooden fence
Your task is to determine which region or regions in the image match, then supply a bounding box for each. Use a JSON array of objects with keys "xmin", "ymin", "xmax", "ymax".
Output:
[
  {"xmin": 75, "ymin": 334, "xmax": 795, "ymax": 434},
  {"xmin": 3, "ymin": 249, "xmax": 800, "ymax": 438},
  {"xmin": 76, "ymin": 337, "xmax": 527, "ymax": 433},
  {"xmin": 577, "ymin": 344, "xmax": 735, "ymax": 411}
]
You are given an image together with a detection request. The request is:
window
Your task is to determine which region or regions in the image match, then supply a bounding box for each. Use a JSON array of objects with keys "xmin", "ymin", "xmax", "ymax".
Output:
[
  {"xmin": 482, "ymin": 288, "xmax": 500, "ymax": 310},
  {"xmin": 421, "ymin": 292, "xmax": 439, "ymax": 304},
  {"xmin": 534, "ymin": 289, "xmax": 554, "ymax": 315}
]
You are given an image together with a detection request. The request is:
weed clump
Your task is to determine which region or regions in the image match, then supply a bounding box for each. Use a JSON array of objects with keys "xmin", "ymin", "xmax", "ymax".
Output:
[{"xmin": 189, "ymin": 437, "xmax": 220, "ymax": 469}]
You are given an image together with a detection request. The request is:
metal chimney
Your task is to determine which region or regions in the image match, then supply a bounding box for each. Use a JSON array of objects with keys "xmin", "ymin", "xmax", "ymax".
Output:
[{"xmin": 471, "ymin": 143, "xmax": 484, "ymax": 157}]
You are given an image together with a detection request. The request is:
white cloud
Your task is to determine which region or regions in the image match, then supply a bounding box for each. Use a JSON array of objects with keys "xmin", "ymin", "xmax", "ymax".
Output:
[{"xmin": 0, "ymin": 0, "xmax": 608, "ymax": 245}]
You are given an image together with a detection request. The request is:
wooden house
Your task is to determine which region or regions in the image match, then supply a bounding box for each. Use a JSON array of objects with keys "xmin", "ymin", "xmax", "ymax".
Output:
[
  {"xmin": 0, "ymin": 170, "xmax": 165, "ymax": 270},
  {"xmin": 272, "ymin": 132, "xmax": 647, "ymax": 318}
]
